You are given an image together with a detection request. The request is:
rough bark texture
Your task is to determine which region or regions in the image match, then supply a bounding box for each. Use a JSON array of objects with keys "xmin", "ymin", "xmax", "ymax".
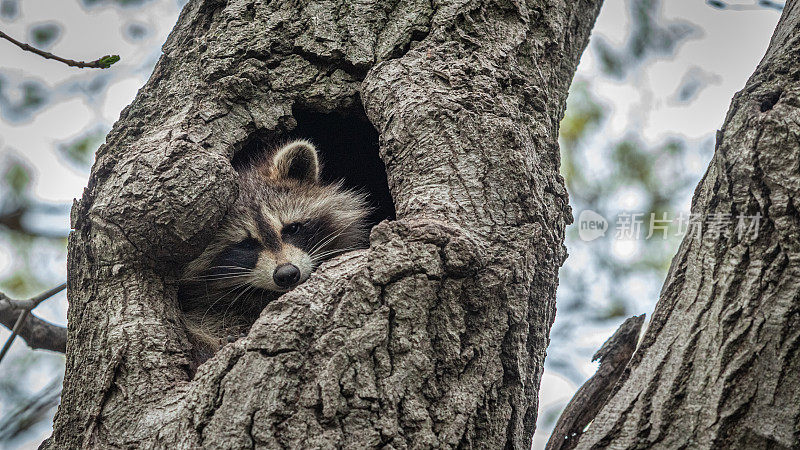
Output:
[
  {"xmin": 576, "ymin": 2, "xmax": 800, "ymax": 449},
  {"xmin": 46, "ymin": 0, "xmax": 601, "ymax": 448}
]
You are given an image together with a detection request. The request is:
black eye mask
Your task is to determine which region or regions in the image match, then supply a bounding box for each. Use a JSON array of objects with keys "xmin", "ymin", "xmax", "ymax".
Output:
[
  {"xmin": 282, "ymin": 218, "xmax": 336, "ymax": 255},
  {"xmin": 208, "ymin": 238, "xmax": 261, "ymax": 277}
]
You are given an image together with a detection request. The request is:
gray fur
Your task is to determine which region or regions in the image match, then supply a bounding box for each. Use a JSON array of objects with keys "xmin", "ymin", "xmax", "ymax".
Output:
[{"xmin": 179, "ymin": 141, "xmax": 370, "ymax": 364}]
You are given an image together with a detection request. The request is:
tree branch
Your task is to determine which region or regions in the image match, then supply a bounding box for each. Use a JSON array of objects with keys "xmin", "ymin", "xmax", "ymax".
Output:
[
  {"xmin": 546, "ymin": 314, "xmax": 645, "ymax": 450},
  {"xmin": 0, "ymin": 284, "xmax": 67, "ymax": 358},
  {"xmin": 0, "ymin": 29, "xmax": 119, "ymax": 69}
]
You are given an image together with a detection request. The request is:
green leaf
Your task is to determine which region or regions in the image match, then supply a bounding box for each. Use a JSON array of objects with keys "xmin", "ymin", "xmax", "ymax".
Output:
[
  {"xmin": 598, "ymin": 301, "xmax": 628, "ymax": 321},
  {"xmin": 97, "ymin": 55, "xmax": 120, "ymax": 69}
]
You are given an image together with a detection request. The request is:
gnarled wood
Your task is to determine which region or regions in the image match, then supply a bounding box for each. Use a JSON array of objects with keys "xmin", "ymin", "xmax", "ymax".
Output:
[{"xmin": 46, "ymin": 0, "xmax": 603, "ymax": 448}]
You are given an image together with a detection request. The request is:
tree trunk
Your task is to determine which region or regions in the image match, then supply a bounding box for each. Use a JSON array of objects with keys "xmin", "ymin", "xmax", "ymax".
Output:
[
  {"xmin": 575, "ymin": 2, "xmax": 800, "ymax": 449},
  {"xmin": 45, "ymin": 0, "xmax": 601, "ymax": 448}
]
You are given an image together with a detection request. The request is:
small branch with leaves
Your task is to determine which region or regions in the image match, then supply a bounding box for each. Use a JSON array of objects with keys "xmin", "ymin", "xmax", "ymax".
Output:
[
  {"xmin": 0, "ymin": 283, "xmax": 67, "ymax": 362},
  {"xmin": 0, "ymin": 29, "xmax": 119, "ymax": 69}
]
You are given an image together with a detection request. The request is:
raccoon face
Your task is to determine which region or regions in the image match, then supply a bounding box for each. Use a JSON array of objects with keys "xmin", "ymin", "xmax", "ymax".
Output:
[{"xmin": 182, "ymin": 140, "xmax": 370, "ymax": 300}]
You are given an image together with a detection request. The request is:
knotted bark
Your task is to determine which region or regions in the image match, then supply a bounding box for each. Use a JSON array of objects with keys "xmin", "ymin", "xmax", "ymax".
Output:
[{"xmin": 45, "ymin": 0, "xmax": 602, "ymax": 447}]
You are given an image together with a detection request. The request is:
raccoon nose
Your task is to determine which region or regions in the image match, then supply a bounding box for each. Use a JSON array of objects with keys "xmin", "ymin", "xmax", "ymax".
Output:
[{"xmin": 273, "ymin": 263, "xmax": 301, "ymax": 288}]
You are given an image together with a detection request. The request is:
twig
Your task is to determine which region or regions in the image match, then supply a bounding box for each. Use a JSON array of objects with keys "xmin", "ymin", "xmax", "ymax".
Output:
[
  {"xmin": 0, "ymin": 283, "xmax": 67, "ymax": 362},
  {"xmin": 545, "ymin": 314, "xmax": 645, "ymax": 450},
  {"xmin": 0, "ymin": 29, "xmax": 119, "ymax": 69}
]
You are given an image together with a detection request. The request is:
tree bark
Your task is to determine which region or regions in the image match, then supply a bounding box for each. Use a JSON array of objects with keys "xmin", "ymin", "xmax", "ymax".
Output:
[
  {"xmin": 575, "ymin": 2, "xmax": 800, "ymax": 448},
  {"xmin": 45, "ymin": 0, "xmax": 601, "ymax": 448}
]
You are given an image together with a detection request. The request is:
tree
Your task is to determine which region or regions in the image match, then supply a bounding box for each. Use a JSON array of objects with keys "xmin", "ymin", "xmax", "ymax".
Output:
[
  {"xmin": 43, "ymin": 0, "xmax": 602, "ymax": 447},
  {"xmin": 571, "ymin": 2, "xmax": 800, "ymax": 448},
  {"xmin": 40, "ymin": 1, "xmax": 800, "ymax": 449}
]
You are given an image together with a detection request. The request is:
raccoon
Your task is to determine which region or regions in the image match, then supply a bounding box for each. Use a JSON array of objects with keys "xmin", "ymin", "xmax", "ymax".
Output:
[{"xmin": 179, "ymin": 140, "xmax": 370, "ymax": 362}]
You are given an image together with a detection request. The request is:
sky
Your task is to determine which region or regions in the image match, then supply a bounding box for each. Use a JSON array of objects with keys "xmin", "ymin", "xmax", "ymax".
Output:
[{"xmin": 0, "ymin": 0, "xmax": 784, "ymax": 448}]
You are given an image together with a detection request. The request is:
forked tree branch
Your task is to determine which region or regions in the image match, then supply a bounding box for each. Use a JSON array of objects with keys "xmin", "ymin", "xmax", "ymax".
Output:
[{"xmin": 0, "ymin": 284, "xmax": 67, "ymax": 359}]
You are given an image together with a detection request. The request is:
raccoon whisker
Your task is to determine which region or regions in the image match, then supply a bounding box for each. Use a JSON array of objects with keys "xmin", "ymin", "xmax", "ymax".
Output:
[
  {"xmin": 309, "ymin": 250, "xmax": 363, "ymax": 271},
  {"xmin": 183, "ymin": 272, "xmax": 251, "ymax": 282},
  {"xmin": 309, "ymin": 219, "xmax": 358, "ymax": 253},
  {"xmin": 220, "ymin": 284, "xmax": 256, "ymax": 331},
  {"xmin": 181, "ymin": 266, "xmax": 251, "ymax": 282},
  {"xmin": 306, "ymin": 215, "xmax": 363, "ymax": 257},
  {"xmin": 235, "ymin": 285, "xmax": 260, "ymax": 327},
  {"xmin": 202, "ymin": 265, "xmax": 252, "ymax": 274},
  {"xmin": 191, "ymin": 272, "xmax": 251, "ymax": 282},
  {"xmin": 200, "ymin": 287, "xmax": 238, "ymax": 326},
  {"xmin": 310, "ymin": 246, "xmax": 363, "ymax": 262},
  {"xmin": 243, "ymin": 287, "xmax": 267, "ymax": 320},
  {"xmin": 312, "ymin": 244, "xmax": 362, "ymax": 255},
  {"xmin": 306, "ymin": 215, "xmax": 362, "ymax": 256},
  {"xmin": 181, "ymin": 277, "xmax": 249, "ymax": 288},
  {"xmin": 305, "ymin": 217, "xmax": 351, "ymax": 254},
  {"xmin": 178, "ymin": 139, "xmax": 371, "ymax": 364},
  {"xmin": 241, "ymin": 285, "xmax": 257, "ymax": 309},
  {"xmin": 307, "ymin": 221, "xmax": 363, "ymax": 257},
  {"xmin": 198, "ymin": 282, "xmax": 251, "ymax": 327}
]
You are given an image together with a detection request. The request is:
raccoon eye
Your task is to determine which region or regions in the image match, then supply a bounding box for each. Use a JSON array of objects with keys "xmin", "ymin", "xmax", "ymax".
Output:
[{"xmin": 282, "ymin": 222, "xmax": 303, "ymax": 236}]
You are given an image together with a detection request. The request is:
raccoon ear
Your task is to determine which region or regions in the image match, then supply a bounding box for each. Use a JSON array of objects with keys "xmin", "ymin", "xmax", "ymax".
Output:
[{"xmin": 271, "ymin": 140, "xmax": 320, "ymax": 183}]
